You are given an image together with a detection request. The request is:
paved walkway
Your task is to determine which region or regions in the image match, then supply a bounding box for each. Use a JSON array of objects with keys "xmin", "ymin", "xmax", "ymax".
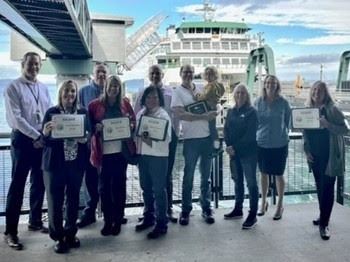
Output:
[{"xmin": 1, "ymin": 202, "xmax": 350, "ymax": 262}]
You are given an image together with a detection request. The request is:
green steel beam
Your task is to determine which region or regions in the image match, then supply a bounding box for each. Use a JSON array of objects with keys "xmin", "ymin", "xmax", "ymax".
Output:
[
  {"xmin": 245, "ymin": 45, "xmax": 276, "ymax": 93},
  {"xmin": 40, "ymin": 58, "xmax": 117, "ymax": 75},
  {"xmin": 336, "ymin": 50, "xmax": 350, "ymax": 91}
]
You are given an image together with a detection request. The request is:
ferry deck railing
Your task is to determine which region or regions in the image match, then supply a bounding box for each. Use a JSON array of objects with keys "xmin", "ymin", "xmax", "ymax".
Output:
[{"xmin": 1, "ymin": 134, "xmax": 350, "ymax": 217}]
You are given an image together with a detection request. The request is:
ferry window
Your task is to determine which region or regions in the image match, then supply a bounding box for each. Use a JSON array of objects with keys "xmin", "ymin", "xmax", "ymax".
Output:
[
  {"xmin": 232, "ymin": 58, "xmax": 239, "ymax": 65},
  {"xmin": 158, "ymin": 59, "xmax": 166, "ymax": 65},
  {"xmin": 212, "ymin": 42, "xmax": 220, "ymax": 50},
  {"xmin": 203, "ymin": 42, "xmax": 211, "ymax": 49},
  {"xmin": 212, "ymin": 28, "xmax": 220, "ymax": 34},
  {"xmin": 183, "ymin": 42, "xmax": 191, "ymax": 50},
  {"xmin": 241, "ymin": 58, "xmax": 248, "ymax": 65},
  {"xmin": 222, "ymin": 42, "xmax": 229, "ymax": 50},
  {"xmin": 196, "ymin": 28, "xmax": 203, "ymax": 33},
  {"xmin": 222, "ymin": 58, "xmax": 230, "ymax": 65},
  {"xmin": 220, "ymin": 28, "xmax": 227, "ymax": 33},
  {"xmin": 203, "ymin": 58, "xmax": 211, "ymax": 66},
  {"xmin": 182, "ymin": 28, "xmax": 188, "ymax": 33},
  {"xmin": 250, "ymin": 43, "xmax": 257, "ymax": 50},
  {"xmin": 227, "ymin": 28, "xmax": 234, "ymax": 34},
  {"xmin": 240, "ymin": 43, "xmax": 248, "ymax": 50},
  {"xmin": 231, "ymin": 42, "xmax": 239, "ymax": 49},
  {"xmin": 204, "ymin": 28, "xmax": 211, "ymax": 33},
  {"xmin": 189, "ymin": 28, "xmax": 195, "ymax": 33},
  {"xmin": 173, "ymin": 42, "xmax": 181, "ymax": 50},
  {"xmin": 193, "ymin": 58, "xmax": 202, "ymax": 65},
  {"xmin": 193, "ymin": 42, "xmax": 201, "ymax": 50},
  {"xmin": 213, "ymin": 58, "xmax": 220, "ymax": 65},
  {"xmin": 182, "ymin": 58, "xmax": 191, "ymax": 65}
]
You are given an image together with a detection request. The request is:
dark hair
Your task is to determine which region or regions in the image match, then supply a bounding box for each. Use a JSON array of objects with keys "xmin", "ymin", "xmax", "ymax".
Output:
[
  {"xmin": 140, "ymin": 86, "xmax": 165, "ymax": 108},
  {"xmin": 57, "ymin": 80, "xmax": 78, "ymax": 111},
  {"xmin": 21, "ymin": 52, "xmax": 41, "ymax": 66},
  {"xmin": 99, "ymin": 75, "xmax": 122, "ymax": 106},
  {"xmin": 307, "ymin": 81, "xmax": 334, "ymax": 107},
  {"xmin": 180, "ymin": 64, "xmax": 194, "ymax": 75}
]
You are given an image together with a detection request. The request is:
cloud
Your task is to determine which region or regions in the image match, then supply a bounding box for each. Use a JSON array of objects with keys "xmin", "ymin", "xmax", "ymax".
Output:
[
  {"xmin": 278, "ymin": 53, "xmax": 340, "ymax": 65},
  {"xmin": 276, "ymin": 38, "xmax": 294, "ymax": 44},
  {"xmin": 297, "ymin": 34, "xmax": 350, "ymax": 45}
]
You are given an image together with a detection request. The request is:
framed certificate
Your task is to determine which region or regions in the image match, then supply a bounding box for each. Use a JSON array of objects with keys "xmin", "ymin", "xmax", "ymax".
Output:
[
  {"xmin": 136, "ymin": 115, "xmax": 169, "ymax": 141},
  {"xmin": 51, "ymin": 114, "xmax": 86, "ymax": 139},
  {"xmin": 291, "ymin": 108, "xmax": 320, "ymax": 129},
  {"xmin": 185, "ymin": 101, "xmax": 208, "ymax": 115},
  {"xmin": 102, "ymin": 117, "xmax": 131, "ymax": 141}
]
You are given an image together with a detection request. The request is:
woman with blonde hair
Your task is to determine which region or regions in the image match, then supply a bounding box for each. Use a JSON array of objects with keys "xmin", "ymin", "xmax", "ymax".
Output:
[
  {"xmin": 303, "ymin": 81, "xmax": 348, "ymax": 240},
  {"xmin": 254, "ymin": 75, "xmax": 291, "ymax": 220},
  {"xmin": 223, "ymin": 84, "xmax": 259, "ymax": 229},
  {"xmin": 42, "ymin": 80, "xmax": 89, "ymax": 253}
]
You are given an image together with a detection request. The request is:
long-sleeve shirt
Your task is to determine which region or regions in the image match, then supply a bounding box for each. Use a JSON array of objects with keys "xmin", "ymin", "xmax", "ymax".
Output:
[
  {"xmin": 134, "ymin": 84, "xmax": 180, "ymax": 137},
  {"xmin": 224, "ymin": 103, "xmax": 258, "ymax": 158},
  {"xmin": 78, "ymin": 81, "xmax": 103, "ymax": 109},
  {"xmin": 4, "ymin": 76, "xmax": 52, "ymax": 140},
  {"xmin": 254, "ymin": 96, "xmax": 291, "ymax": 148}
]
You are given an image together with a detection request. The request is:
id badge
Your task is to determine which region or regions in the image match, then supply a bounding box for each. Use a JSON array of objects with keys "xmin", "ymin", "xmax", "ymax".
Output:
[{"xmin": 34, "ymin": 110, "xmax": 42, "ymax": 124}]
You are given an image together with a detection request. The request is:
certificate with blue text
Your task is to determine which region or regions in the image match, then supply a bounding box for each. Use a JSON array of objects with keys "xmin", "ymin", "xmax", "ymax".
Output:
[
  {"xmin": 292, "ymin": 108, "xmax": 320, "ymax": 129},
  {"xmin": 51, "ymin": 114, "xmax": 86, "ymax": 139},
  {"xmin": 102, "ymin": 117, "xmax": 131, "ymax": 141}
]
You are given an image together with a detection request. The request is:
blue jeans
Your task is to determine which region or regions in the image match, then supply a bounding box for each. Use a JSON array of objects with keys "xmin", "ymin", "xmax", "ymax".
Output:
[
  {"xmin": 182, "ymin": 136, "xmax": 212, "ymax": 213},
  {"xmin": 230, "ymin": 153, "xmax": 258, "ymax": 214},
  {"xmin": 139, "ymin": 155, "xmax": 169, "ymax": 227}
]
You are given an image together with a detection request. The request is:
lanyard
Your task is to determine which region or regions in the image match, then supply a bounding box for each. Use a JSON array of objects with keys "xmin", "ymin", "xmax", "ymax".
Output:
[{"xmin": 26, "ymin": 83, "xmax": 39, "ymax": 106}]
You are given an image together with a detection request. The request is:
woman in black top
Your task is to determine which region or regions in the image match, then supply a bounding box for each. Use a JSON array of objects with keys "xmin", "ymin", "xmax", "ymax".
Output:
[
  {"xmin": 41, "ymin": 80, "xmax": 88, "ymax": 253},
  {"xmin": 223, "ymin": 84, "xmax": 259, "ymax": 229},
  {"xmin": 303, "ymin": 81, "xmax": 348, "ymax": 240}
]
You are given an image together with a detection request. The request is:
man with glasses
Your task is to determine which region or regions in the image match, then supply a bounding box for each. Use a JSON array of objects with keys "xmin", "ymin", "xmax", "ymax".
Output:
[
  {"xmin": 4, "ymin": 52, "xmax": 52, "ymax": 250},
  {"xmin": 171, "ymin": 64, "xmax": 218, "ymax": 225},
  {"xmin": 133, "ymin": 65, "xmax": 180, "ymax": 229},
  {"xmin": 77, "ymin": 61, "xmax": 109, "ymax": 227}
]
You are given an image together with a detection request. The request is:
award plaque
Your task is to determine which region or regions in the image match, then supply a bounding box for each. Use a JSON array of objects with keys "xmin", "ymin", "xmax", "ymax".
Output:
[
  {"xmin": 185, "ymin": 101, "xmax": 208, "ymax": 115},
  {"xmin": 102, "ymin": 117, "xmax": 131, "ymax": 141},
  {"xmin": 137, "ymin": 115, "xmax": 169, "ymax": 141},
  {"xmin": 291, "ymin": 108, "xmax": 320, "ymax": 129},
  {"xmin": 51, "ymin": 114, "xmax": 86, "ymax": 139}
]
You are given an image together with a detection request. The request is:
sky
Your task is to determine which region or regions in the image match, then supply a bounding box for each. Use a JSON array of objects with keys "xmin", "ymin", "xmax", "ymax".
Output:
[{"xmin": 0, "ymin": 0, "xmax": 350, "ymax": 82}]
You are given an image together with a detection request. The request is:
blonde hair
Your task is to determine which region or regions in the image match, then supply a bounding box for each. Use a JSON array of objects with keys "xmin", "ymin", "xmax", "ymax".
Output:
[
  {"xmin": 233, "ymin": 83, "xmax": 251, "ymax": 107},
  {"xmin": 57, "ymin": 80, "xmax": 78, "ymax": 111},
  {"xmin": 306, "ymin": 81, "xmax": 334, "ymax": 107},
  {"xmin": 204, "ymin": 66, "xmax": 219, "ymax": 81},
  {"xmin": 261, "ymin": 75, "xmax": 281, "ymax": 99}
]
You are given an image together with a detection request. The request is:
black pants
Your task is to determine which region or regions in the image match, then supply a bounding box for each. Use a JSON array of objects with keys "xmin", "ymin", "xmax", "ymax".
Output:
[
  {"xmin": 99, "ymin": 153, "xmax": 127, "ymax": 224},
  {"xmin": 81, "ymin": 148, "xmax": 99, "ymax": 219},
  {"xmin": 5, "ymin": 130, "xmax": 45, "ymax": 236},
  {"xmin": 166, "ymin": 129, "xmax": 178, "ymax": 210},
  {"xmin": 44, "ymin": 160, "xmax": 84, "ymax": 241},
  {"xmin": 312, "ymin": 155, "xmax": 336, "ymax": 227}
]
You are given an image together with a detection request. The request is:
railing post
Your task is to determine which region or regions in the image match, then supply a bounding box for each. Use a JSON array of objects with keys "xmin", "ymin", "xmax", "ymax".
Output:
[{"xmin": 336, "ymin": 175, "xmax": 344, "ymax": 205}]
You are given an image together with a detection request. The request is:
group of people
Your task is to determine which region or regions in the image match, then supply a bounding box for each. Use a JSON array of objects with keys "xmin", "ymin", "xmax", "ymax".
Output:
[{"xmin": 3, "ymin": 51, "xmax": 348, "ymax": 253}]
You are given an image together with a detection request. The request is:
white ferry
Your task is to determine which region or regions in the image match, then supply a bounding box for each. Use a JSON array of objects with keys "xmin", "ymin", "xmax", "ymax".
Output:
[{"xmin": 147, "ymin": 0, "xmax": 261, "ymax": 90}]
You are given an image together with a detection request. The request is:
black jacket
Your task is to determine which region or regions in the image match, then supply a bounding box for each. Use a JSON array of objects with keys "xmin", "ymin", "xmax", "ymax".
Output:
[
  {"xmin": 41, "ymin": 106, "xmax": 89, "ymax": 172},
  {"xmin": 224, "ymin": 103, "xmax": 258, "ymax": 158}
]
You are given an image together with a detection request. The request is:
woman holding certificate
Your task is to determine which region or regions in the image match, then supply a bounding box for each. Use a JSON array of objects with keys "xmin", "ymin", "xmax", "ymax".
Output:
[
  {"xmin": 41, "ymin": 80, "xmax": 88, "ymax": 253},
  {"xmin": 223, "ymin": 84, "xmax": 259, "ymax": 229},
  {"xmin": 88, "ymin": 75, "xmax": 136, "ymax": 237},
  {"xmin": 254, "ymin": 75, "xmax": 291, "ymax": 221},
  {"xmin": 135, "ymin": 86, "xmax": 171, "ymax": 239},
  {"xmin": 303, "ymin": 81, "xmax": 348, "ymax": 240}
]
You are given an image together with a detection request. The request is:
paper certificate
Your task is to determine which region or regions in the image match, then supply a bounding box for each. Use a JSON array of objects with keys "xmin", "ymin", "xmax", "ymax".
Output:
[
  {"xmin": 185, "ymin": 101, "xmax": 208, "ymax": 115},
  {"xmin": 291, "ymin": 108, "xmax": 320, "ymax": 129},
  {"xmin": 102, "ymin": 117, "xmax": 131, "ymax": 141},
  {"xmin": 51, "ymin": 114, "xmax": 86, "ymax": 139},
  {"xmin": 137, "ymin": 115, "xmax": 169, "ymax": 141}
]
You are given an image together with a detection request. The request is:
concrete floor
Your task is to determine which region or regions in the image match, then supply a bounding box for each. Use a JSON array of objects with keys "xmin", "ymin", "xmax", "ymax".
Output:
[{"xmin": 1, "ymin": 202, "xmax": 350, "ymax": 262}]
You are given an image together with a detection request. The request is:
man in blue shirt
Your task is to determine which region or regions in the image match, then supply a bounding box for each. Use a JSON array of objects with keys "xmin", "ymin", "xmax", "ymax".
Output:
[{"xmin": 77, "ymin": 62, "xmax": 108, "ymax": 227}]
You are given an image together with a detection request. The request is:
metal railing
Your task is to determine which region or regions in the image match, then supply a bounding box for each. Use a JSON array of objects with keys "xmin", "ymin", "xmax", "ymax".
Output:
[{"xmin": 1, "ymin": 134, "xmax": 349, "ymax": 216}]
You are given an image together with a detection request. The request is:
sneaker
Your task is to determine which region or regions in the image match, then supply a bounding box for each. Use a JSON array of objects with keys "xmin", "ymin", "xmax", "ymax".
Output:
[
  {"xmin": 179, "ymin": 212, "xmax": 190, "ymax": 226},
  {"xmin": 224, "ymin": 209, "xmax": 243, "ymax": 220},
  {"xmin": 242, "ymin": 212, "xmax": 258, "ymax": 229},
  {"xmin": 111, "ymin": 223, "xmax": 121, "ymax": 236},
  {"xmin": 135, "ymin": 218, "xmax": 155, "ymax": 232},
  {"xmin": 319, "ymin": 226, "xmax": 330, "ymax": 240},
  {"xmin": 4, "ymin": 234, "xmax": 23, "ymax": 250},
  {"xmin": 53, "ymin": 240, "xmax": 67, "ymax": 254},
  {"xmin": 168, "ymin": 208, "xmax": 178, "ymax": 223},
  {"xmin": 147, "ymin": 226, "xmax": 167, "ymax": 239},
  {"xmin": 76, "ymin": 215, "xmax": 96, "ymax": 228},
  {"xmin": 202, "ymin": 209, "xmax": 215, "ymax": 224},
  {"xmin": 28, "ymin": 224, "xmax": 49, "ymax": 234},
  {"xmin": 101, "ymin": 222, "xmax": 113, "ymax": 236},
  {"xmin": 64, "ymin": 236, "xmax": 80, "ymax": 248}
]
